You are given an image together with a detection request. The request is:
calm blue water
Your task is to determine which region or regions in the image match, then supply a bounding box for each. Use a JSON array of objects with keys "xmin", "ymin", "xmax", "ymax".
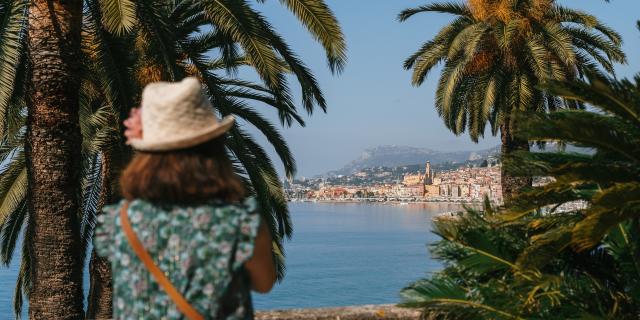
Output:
[
  {"xmin": 0, "ymin": 202, "xmax": 458, "ymax": 316},
  {"xmin": 253, "ymin": 202, "xmax": 457, "ymax": 309}
]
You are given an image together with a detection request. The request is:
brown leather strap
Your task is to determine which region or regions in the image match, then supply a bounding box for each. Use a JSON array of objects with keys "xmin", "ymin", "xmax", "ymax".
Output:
[{"xmin": 120, "ymin": 203, "xmax": 205, "ymax": 320}]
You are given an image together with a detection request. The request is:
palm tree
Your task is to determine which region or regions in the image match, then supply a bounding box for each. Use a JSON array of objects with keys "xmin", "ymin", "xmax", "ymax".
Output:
[
  {"xmin": 0, "ymin": 0, "xmax": 346, "ymax": 318},
  {"xmin": 398, "ymin": 0, "xmax": 625, "ymax": 202},
  {"xmin": 401, "ymin": 72, "xmax": 640, "ymax": 319}
]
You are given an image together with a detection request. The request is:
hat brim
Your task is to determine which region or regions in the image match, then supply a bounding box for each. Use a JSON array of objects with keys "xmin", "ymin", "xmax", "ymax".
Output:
[{"xmin": 129, "ymin": 116, "xmax": 235, "ymax": 152}]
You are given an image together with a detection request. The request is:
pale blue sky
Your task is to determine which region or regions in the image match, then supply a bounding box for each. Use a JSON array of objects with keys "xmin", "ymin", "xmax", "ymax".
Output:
[{"xmin": 242, "ymin": 0, "xmax": 640, "ymax": 177}]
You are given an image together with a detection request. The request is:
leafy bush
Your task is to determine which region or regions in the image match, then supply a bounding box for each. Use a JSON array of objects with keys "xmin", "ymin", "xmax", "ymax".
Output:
[{"xmin": 401, "ymin": 73, "xmax": 640, "ymax": 319}]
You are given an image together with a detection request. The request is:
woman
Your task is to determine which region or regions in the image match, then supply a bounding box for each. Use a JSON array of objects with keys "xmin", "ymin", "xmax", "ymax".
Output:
[{"xmin": 94, "ymin": 77, "xmax": 276, "ymax": 319}]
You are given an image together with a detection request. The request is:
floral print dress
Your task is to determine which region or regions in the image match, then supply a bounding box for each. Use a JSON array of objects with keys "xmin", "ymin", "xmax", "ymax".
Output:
[{"xmin": 94, "ymin": 197, "xmax": 261, "ymax": 320}]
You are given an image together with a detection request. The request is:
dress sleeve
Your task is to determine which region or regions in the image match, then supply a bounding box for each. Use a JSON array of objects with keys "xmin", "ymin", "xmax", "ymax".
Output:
[
  {"xmin": 232, "ymin": 197, "xmax": 261, "ymax": 270},
  {"xmin": 93, "ymin": 201, "xmax": 122, "ymax": 258}
]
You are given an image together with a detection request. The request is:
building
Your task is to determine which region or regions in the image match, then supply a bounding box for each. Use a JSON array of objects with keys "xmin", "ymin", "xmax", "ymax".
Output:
[
  {"xmin": 394, "ymin": 184, "xmax": 424, "ymax": 197},
  {"xmin": 402, "ymin": 173, "xmax": 424, "ymax": 186},
  {"xmin": 423, "ymin": 163, "xmax": 502, "ymax": 203},
  {"xmin": 354, "ymin": 171, "xmax": 368, "ymax": 178},
  {"xmin": 299, "ymin": 159, "xmax": 503, "ymax": 203},
  {"xmin": 424, "ymin": 184, "xmax": 440, "ymax": 198}
]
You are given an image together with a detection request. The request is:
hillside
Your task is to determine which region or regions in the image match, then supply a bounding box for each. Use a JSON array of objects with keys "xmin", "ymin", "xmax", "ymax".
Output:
[{"xmin": 325, "ymin": 145, "xmax": 499, "ymax": 176}]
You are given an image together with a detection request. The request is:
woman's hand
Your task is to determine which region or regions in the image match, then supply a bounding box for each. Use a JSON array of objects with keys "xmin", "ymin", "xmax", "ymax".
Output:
[
  {"xmin": 244, "ymin": 223, "xmax": 276, "ymax": 293},
  {"xmin": 124, "ymin": 108, "xmax": 143, "ymax": 144}
]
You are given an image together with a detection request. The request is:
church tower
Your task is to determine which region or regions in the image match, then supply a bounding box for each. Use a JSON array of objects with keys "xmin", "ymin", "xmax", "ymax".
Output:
[{"xmin": 425, "ymin": 161, "xmax": 433, "ymax": 185}]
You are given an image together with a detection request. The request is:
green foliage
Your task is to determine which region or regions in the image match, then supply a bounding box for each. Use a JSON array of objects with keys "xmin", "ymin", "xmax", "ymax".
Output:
[
  {"xmin": 274, "ymin": 0, "xmax": 346, "ymax": 73},
  {"xmin": 0, "ymin": 0, "xmax": 346, "ymax": 316},
  {"xmin": 0, "ymin": 0, "xmax": 27, "ymax": 139},
  {"xmin": 402, "ymin": 72, "xmax": 640, "ymax": 318},
  {"xmin": 99, "ymin": 0, "xmax": 136, "ymax": 35},
  {"xmin": 507, "ymin": 72, "xmax": 640, "ymax": 249},
  {"xmin": 403, "ymin": 203, "xmax": 640, "ymax": 318}
]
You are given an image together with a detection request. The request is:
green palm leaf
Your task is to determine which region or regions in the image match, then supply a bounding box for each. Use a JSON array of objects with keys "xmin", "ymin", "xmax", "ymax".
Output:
[
  {"xmin": 13, "ymin": 230, "xmax": 30, "ymax": 317},
  {"xmin": 544, "ymin": 74, "xmax": 640, "ymax": 126},
  {"xmin": 85, "ymin": 0, "xmax": 137, "ymax": 116},
  {"xmin": 202, "ymin": 0, "xmax": 284, "ymax": 92},
  {"xmin": 98, "ymin": 0, "xmax": 137, "ymax": 35},
  {"xmin": 0, "ymin": 150, "xmax": 26, "ymax": 229},
  {"xmin": 0, "ymin": 0, "xmax": 27, "ymax": 138},
  {"xmin": 0, "ymin": 198, "xmax": 26, "ymax": 266},
  {"xmin": 520, "ymin": 111, "xmax": 639, "ymax": 162},
  {"xmin": 275, "ymin": 0, "xmax": 346, "ymax": 73},
  {"xmin": 401, "ymin": 278, "xmax": 525, "ymax": 320},
  {"xmin": 398, "ymin": 2, "xmax": 472, "ymax": 22},
  {"xmin": 136, "ymin": 1, "xmax": 182, "ymax": 81},
  {"xmin": 223, "ymin": 103, "xmax": 296, "ymax": 178},
  {"xmin": 572, "ymin": 184, "xmax": 640, "ymax": 250}
]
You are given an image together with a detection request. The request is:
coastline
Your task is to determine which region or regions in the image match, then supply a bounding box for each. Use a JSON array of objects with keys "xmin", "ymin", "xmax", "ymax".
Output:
[
  {"xmin": 256, "ymin": 304, "xmax": 421, "ymax": 320},
  {"xmin": 288, "ymin": 198, "xmax": 486, "ymax": 205}
]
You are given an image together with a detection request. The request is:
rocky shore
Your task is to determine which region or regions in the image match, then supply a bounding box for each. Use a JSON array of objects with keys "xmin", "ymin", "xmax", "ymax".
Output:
[{"xmin": 256, "ymin": 304, "xmax": 421, "ymax": 320}]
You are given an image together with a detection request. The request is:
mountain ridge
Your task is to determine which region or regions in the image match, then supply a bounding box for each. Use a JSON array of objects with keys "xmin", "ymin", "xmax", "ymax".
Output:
[{"xmin": 323, "ymin": 144, "xmax": 500, "ymax": 177}]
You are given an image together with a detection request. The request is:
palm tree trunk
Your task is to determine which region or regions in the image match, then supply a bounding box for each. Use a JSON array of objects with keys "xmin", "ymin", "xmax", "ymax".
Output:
[
  {"xmin": 86, "ymin": 152, "xmax": 113, "ymax": 320},
  {"xmin": 25, "ymin": 1, "xmax": 84, "ymax": 319},
  {"xmin": 86, "ymin": 251, "xmax": 113, "ymax": 319},
  {"xmin": 500, "ymin": 119, "xmax": 532, "ymax": 204}
]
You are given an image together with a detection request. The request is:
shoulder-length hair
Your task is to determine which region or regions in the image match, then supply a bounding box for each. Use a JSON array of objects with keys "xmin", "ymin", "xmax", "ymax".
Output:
[{"xmin": 120, "ymin": 136, "xmax": 246, "ymax": 204}]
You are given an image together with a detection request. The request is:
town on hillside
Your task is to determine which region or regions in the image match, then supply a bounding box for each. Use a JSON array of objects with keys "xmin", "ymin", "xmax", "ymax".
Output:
[{"xmin": 285, "ymin": 160, "xmax": 504, "ymax": 203}]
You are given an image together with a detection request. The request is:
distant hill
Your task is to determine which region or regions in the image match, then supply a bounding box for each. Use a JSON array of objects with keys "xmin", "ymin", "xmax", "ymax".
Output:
[{"xmin": 325, "ymin": 145, "xmax": 499, "ymax": 176}]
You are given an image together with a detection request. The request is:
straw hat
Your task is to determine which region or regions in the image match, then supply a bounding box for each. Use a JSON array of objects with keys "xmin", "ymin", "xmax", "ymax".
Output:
[{"xmin": 129, "ymin": 77, "xmax": 234, "ymax": 151}]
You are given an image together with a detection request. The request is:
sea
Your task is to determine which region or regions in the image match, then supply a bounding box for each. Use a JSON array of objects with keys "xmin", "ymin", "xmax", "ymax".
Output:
[{"xmin": 0, "ymin": 202, "xmax": 461, "ymax": 317}]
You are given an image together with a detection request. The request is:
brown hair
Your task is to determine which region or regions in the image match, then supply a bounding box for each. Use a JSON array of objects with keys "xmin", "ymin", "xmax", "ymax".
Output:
[{"xmin": 120, "ymin": 137, "xmax": 246, "ymax": 204}]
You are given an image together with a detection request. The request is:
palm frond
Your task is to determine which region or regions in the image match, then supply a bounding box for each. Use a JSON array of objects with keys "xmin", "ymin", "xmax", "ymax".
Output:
[
  {"xmin": 398, "ymin": 2, "xmax": 472, "ymax": 22},
  {"xmin": 85, "ymin": 0, "xmax": 137, "ymax": 118},
  {"xmin": 0, "ymin": 197, "xmax": 25, "ymax": 266},
  {"xmin": 79, "ymin": 154, "xmax": 104, "ymax": 253},
  {"xmin": 0, "ymin": 0, "xmax": 27, "ymax": 138},
  {"xmin": 401, "ymin": 278, "xmax": 525, "ymax": 320},
  {"xmin": 12, "ymin": 220, "xmax": 30, "ymax": 319},
  {"xmin": 520, "ymin": 111, "xmax": 639, "ymax": 162},
  {"xmin": 98, "ymin": 0, "xmax": 137, "ymax": 35},
  {"xmin": 553, "ymin": 6, "xmax": 622, "ymax": 46},
  {"xmin": 223, "ymin": 103, "xmax": 296, "ymax": 178},
  {"xmin": 543, "ymin": 74, "xmax": 640, "ymax": 126},
  {"xmin": 276, "ymin": 0, "xmax": 346, "ymax": 73},
  {"xmin": 572, "ymin": 184, "xmax": 640, "ymax": 250},
  {"xmin": 136, "ymin": 1, "xmax": 183, "ymax": 81},
  {"xmin": 0, "ymin": 150, "xmax": 26, "ymax": 228},
  {"xmin": 256, "ymin": 24, "xmax": 326, "ymax": 116},
  {"xmin": 540, "ymin": 21, "xmax": 576, "ymax": 67},
  {"xmin": 515, "ymin": 224, "xmax": 573, "ymax": 270},
  {"xmin": 201, "ymin": 0, "xmax": 284, "ymax": 92}
]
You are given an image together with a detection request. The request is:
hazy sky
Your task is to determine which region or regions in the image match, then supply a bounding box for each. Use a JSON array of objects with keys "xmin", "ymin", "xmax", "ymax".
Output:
[{"xmin": 241, "ymin": 0, "xmax": 640, "ymax": 177}]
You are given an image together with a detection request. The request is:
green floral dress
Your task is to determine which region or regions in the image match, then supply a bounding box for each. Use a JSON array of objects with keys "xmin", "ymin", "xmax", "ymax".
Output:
[{"xmin": 94, "ymin": 197, "xmax": 261, "ymax": 320}]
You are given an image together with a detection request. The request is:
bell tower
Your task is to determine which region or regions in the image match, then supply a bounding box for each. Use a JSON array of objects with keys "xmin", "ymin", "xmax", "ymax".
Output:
[{"xmin": 425, "ymin": 161, "xmax": 433, "ymax": 185}]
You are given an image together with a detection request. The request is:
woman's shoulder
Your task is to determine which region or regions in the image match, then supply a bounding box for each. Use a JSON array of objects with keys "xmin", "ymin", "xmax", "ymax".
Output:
[
  {"xmin": 97, "ymin": 200, "xmax": 126, "ymax": 225},
  {"xmin": 227, "ymin": 197, "xmax": 260, "ymax": 223},
  {"xmin": 205, "ymin": 197, "xmax": 260, "ymax": 233},
  {"xmin": 99, "ymin": 197, "xmax": 259, "ymax": 224},
  {"xmin": 238, "ymin": 196, "xmax": 258, "ymax": 212},
  {"xmin": 204, "ymin": 196, "xmax": 258, "ymax": 214},
  {"xmin": 93, "ymin": 200, "xmax": 128, "ymax": 258}
]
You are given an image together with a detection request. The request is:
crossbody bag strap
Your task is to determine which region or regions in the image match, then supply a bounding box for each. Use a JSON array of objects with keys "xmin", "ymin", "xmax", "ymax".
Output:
[{"xmin": 120, "ymin": 202, "xmax": 205, "ymax": 320}]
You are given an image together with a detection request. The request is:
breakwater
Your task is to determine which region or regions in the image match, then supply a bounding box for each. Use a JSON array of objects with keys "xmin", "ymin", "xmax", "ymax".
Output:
[{"xmin": 256, "ymin": 304, "xmax": 421, "ymax": 320}]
